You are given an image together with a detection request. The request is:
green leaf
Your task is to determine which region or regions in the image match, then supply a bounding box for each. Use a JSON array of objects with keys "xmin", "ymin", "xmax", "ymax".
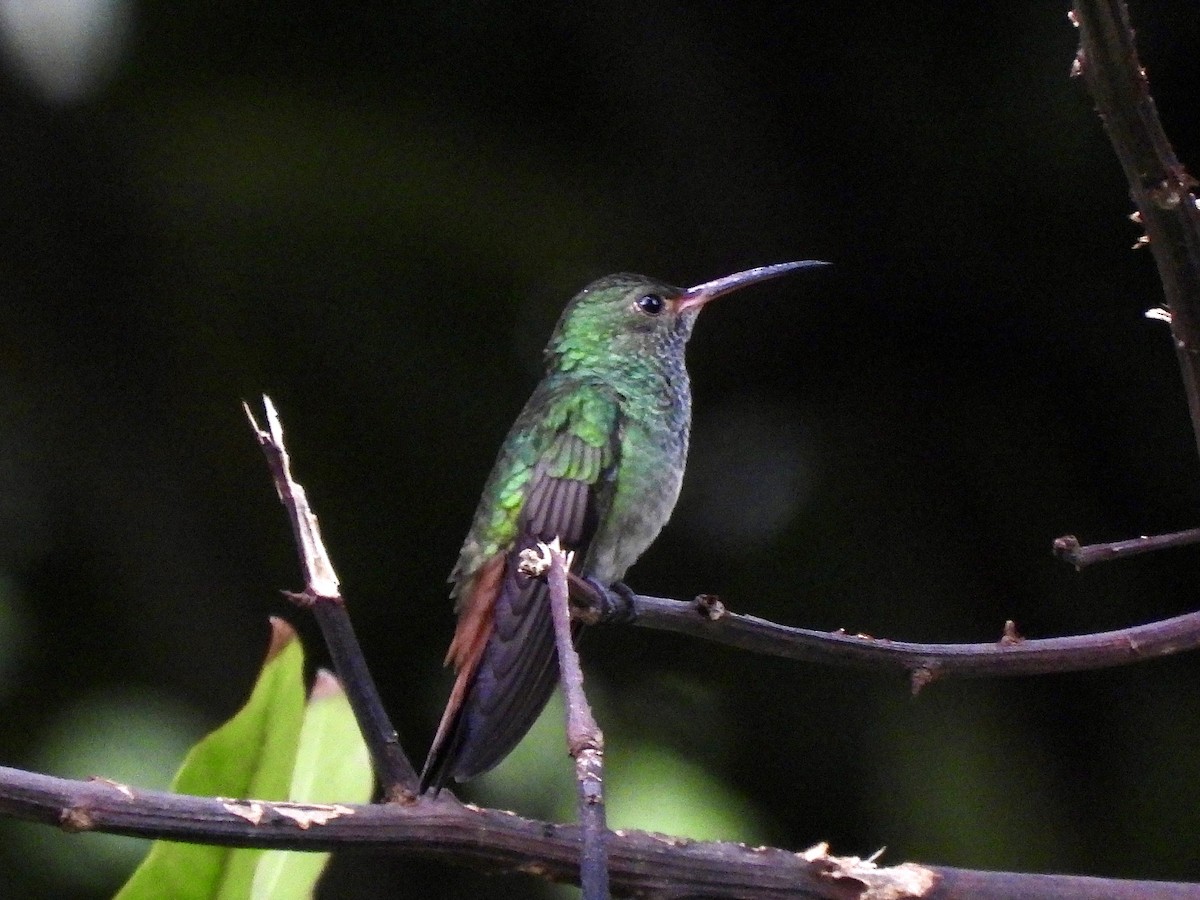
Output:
[
  {"xmin": 250, "ymin": 670, "xmax": 373, "ymax": 899},
  {"xmin": 115, "ymin": 618, "xmax": 307, "ymax": 900}
]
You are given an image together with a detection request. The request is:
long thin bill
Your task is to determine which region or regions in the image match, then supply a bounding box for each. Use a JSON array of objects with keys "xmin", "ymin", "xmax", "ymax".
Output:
[{"xmin": 676, "ymin": 259, "xmax": 829, "ymax": 311}]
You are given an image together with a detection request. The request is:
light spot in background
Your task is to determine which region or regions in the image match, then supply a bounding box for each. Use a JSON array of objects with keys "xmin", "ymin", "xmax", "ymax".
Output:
[
  {"xmin": 598, "ymin": 743, "xmax": 768, "ymax": 843},
  {"xmin": 678, "ymin": 398, "xmax": 816, "ymax": 553},
  {"xmin": 867, "ymin": 690, "xmax": 1077, "ymax": 869},
  {"xmin": 466, "ymin": 686, "xmax": 767, "ymax": 844},
  {"xmin": 3, "ymin": 687, "xmax": 205, "ymax": 891},
  {"xmin": 0, "ymin": 0, "xmax": 132, "ymax": 104}
]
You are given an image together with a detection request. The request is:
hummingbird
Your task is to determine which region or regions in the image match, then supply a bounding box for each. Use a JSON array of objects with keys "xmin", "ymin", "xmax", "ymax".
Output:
[{"xmin": 420, "ymin": 260, "xmax": 828, "ymax": 793}]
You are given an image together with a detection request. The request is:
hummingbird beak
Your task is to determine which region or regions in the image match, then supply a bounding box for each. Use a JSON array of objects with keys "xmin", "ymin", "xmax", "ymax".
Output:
[{"xmin": 675, "ymin": 260, "xmax": 830, "ymax": 313}]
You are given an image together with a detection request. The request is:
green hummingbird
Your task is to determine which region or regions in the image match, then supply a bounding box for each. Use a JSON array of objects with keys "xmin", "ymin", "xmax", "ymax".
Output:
[{"xmin": 420, "ymin": 260, "xmax": 828, "ymax": 793}]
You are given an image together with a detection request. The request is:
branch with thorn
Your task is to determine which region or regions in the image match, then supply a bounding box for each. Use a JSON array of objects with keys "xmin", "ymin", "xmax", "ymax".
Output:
[
  {"xmin": 1058, "ymin": 1, "xmax": 1200, "ymax": 568},
  {"xmin": 245, "ymin": 396, "xmax": 418, "ymax": 801}
]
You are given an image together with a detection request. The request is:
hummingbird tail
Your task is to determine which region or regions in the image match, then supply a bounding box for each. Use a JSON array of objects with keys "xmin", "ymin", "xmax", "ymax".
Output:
[{"xmin": 420, "ymin": 546, "xmax": 565, "ymax": 794}]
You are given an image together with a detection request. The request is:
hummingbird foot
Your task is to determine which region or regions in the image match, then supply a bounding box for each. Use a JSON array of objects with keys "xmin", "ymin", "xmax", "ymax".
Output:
[{"xmin": 581, "ymin": 577, "xmax": 637, "ymax": 624}]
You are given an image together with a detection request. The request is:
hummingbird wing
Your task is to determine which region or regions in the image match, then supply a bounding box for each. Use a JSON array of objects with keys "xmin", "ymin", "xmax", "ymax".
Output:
[{"xmin": 420, "ymin": 382, "xmax": 620, "ymax": 793}]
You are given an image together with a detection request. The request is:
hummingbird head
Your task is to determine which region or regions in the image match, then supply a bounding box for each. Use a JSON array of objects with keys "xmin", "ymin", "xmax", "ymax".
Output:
[{"xmin": 545, "ymin": 261, "xmax": 829, "ymax": 374}]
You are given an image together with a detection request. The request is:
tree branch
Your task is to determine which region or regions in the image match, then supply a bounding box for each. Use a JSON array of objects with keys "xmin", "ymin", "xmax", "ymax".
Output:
[
  {"xmin": 570, "ymin": 581, "xmax": 1200, "ymax": 692},
  {"xmin": 1047, "ymin": 1, "xmax": 1200, "ymax": 569},
  {"xmin": 544, "ymin": 541, "xmax": 609, "ymax": 899},
  {"xmin": 4, "ymin": 764, "xmax": 1200, "ymax": 899},
  {"xmin": 1053, "ymin": 529, "xmax": 1200, "ymax": 569},
  {"xmin": 245, "ymin": 397, "xmax": 418, "ymax": 800},
  {"xmin": 1072, "ymin": 0, "xmax": 1200, "ymax": 458}
]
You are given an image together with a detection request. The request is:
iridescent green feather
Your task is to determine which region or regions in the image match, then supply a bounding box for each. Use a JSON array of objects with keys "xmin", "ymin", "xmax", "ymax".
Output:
[{"xmin": 448, "ymin": 379, "xmax": 618, "ymax": 603}]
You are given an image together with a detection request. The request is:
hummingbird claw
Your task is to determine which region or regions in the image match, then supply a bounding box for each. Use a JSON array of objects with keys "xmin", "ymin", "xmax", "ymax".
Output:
[{"xmin": 581, "ymin": 577, "xmax": 636, "ymax": 624}]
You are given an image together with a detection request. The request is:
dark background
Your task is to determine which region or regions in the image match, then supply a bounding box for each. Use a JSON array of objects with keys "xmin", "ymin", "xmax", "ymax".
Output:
[{"xmin": 1, "ymin": 2, "xmax": 1198, "ymax": 897}]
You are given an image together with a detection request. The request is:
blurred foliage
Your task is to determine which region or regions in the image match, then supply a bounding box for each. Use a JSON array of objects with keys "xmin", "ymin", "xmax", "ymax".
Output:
[
  {"xmin": 250, "ymin": 667, "xmax": 372, "ymax": 899},
  {"xmin": 4, "ymin": 686, "xmax": 205, "ymax": 892},
  {"xmin": 115, "ymin": 618, "xmax": 370, "ymax": 899},
  {"xmin": 0, "ymin": 1, "xmax": 1198, "ymax": 897}
]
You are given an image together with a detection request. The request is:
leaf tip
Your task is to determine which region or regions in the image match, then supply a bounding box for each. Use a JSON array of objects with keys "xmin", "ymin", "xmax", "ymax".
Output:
[
  {"xmin": 266, "ymin": 616, "xmax": 299, "ymax": 662},
  {"xmin": 309, "ymin": 668, "xmax": 344, "ymax": 701}
]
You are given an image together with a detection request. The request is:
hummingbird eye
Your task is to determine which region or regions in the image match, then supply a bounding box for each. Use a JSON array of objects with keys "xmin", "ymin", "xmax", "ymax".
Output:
[{"xmin": 634, "ymin": 293, "xmax": 665, "ymax": 316}]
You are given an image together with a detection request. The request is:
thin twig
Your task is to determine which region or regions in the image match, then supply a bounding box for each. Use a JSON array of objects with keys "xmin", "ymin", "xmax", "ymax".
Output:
[
  {"xmin": 1053, "ymin": 529, "xmax": 1200, "ymax": 569},
  {"xmin": 567, "ymin": 580, "xmax": 1200, "ymax": 692},
  {"xmin": 545, "ymin": 541, "xmax": 609, "ymax": 900},
  {"xmin": 245, "ymin": 396, "xmax": 418, "ymax": 800}
]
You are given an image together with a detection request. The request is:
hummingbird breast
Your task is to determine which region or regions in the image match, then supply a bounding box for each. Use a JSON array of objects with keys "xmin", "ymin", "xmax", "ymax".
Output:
[{"xmin": 584, "ymin": 358, "xmax": 691, "ymax": 584}]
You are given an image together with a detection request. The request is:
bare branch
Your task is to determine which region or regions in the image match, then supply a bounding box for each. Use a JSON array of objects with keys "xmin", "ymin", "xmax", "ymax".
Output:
[
  {"xmin": 4, "ymin": 764, "xmax": 1200, "ymax": 899},
  {"xmin": 569, "ymin": 581, "xmax": 1200, "ymax": 691},
  {"xmin": 1053, "ymin": 529, "xmax": 1200, "ymax": 569},
  {"xmin": 243, "ymin": 397, "xmax": 340, "ymax": 599},
  {"xmin": 544, "ymin": 541, "xmax": 609, "ymax": 899},
  {"xmin": 1071, "ymin": 1, "xmax": 1200, "ymax": 460},
  {"xmin": 245, "ymin": 396, "xmax": 419, "ymax": 799}
]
